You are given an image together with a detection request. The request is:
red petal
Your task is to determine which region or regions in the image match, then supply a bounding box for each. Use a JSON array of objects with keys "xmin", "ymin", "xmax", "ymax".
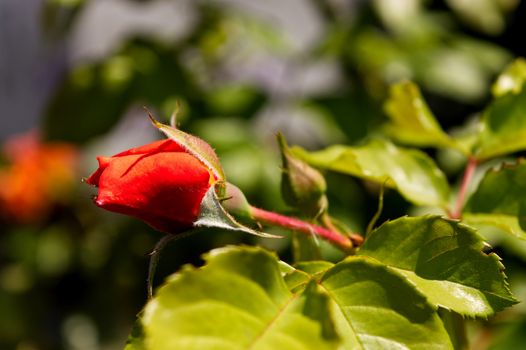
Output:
[
  {"xmin": 86, "ymin": 156, "xmax": 112, "ymax": 186},
  {"xmin": 113, "ymin": 139, "xmax": 185, "ymax": 157},
  {"xmin": 94, "ymin": 151, "xmax": 212, "ymax": 232}
]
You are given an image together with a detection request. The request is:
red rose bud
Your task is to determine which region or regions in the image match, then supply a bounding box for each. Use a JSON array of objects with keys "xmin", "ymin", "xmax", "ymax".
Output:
[{"xmin": 86, "ymin": 139, "xmax": 216, "ymax": 233}]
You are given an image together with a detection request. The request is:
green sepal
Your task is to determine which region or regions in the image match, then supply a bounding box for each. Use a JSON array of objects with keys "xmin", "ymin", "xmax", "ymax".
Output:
[
  {"xmin": 147, "ymin": 111, "xmax": 226, "ymax": 181},
  {"xmin": 195, "ymin": 184, "xmax": 280, "ymax": 238}
]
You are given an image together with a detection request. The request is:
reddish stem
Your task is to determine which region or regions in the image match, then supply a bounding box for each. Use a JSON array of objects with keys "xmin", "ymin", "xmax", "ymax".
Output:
[
  {"xmin": 250, "ymin": 206, "xmax": 363, "ymax": 250},
  {"xmin": 451, "ymin": 156, "xmax": 477, "ymax": 219}
]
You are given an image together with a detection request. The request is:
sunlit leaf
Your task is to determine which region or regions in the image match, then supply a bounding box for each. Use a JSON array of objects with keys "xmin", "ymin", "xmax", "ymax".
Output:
[
  {"xmin": 291, "ymin": 233, "xmax": 322, "ymax": 262},
  {"xmin": 143, "ymin": 246, "xmax": 339, "ymax": 350},
  {"xmin": 319, "ymin": 256, "xmax": 453, "ymax": 349},
  {"xmin": 462, "ymin": 214, "xmax": 526, "ymax": 241},
  {"xmin": 492, "ymin": 58, "xmax": 526, "ymax": 97},
  {"xmin": 281, "ymin": 263, "xmax": 311, "ymax": 293},
  {"xmin": 292, "ymin": 139, "xmax": 450, "ymax": 207},
  {"xmin": 295, "ymin": 261, "xmax": 334, "ymax": 277},
  {"xmin": 358, "ymin": 216, "xmax": 517, "ymax": 317},
  {"xmin": 464, "ymin": 160, "xmax": 526, "ymax": 240},
  {"xmin": 384, "ymin": 81, "xmax": 464, "ymax": 153},
  {"xmin": 476, "ymin": 81, "xmax": 526, "ymax": 160},
  {"xmin": 143, "ymin": 246, "xmax": 453, "ymax": 350},
  {"xmin": 124, "ymin": 318, "xmax": 146, "ymax": 350}
]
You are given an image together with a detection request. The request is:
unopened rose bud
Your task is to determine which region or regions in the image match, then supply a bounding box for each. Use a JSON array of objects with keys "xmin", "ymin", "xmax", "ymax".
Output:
[
  {"xmin": 86, "ymin": 139, "xmax": 217, "ymax": 233},
  {"xmin": 277, "ymin": 133, "xmax": 328, "ymax": 218}
]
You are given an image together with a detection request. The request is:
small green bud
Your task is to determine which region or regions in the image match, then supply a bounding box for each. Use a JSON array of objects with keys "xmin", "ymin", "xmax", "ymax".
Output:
[{"xmin": 277, "ymin": 133, "xmax": 328, "ymax": 218}]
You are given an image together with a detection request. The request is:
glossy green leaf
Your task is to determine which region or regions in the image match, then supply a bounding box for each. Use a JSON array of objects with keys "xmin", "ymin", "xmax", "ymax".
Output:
[
  {"xmin": 281, "ymin": 265, "xmax": 311, "ymax": 293},
  {"xmin": 476, "ymin": 81, "xmax": 526, "ymax": 160},
  {"xmin": 292, "ymin": 139, "xmax": 450, "ymax": 207},
  {"xmin": 142, "ymin": 246, "xmax": 339, "ymax": 350},
  {"xmin": 124, "ymin": 318, "xmax": 146, "ymax": 350},
  {"xmin": 319, "ymin": 256, "xmax": 453, "ymax": 349},
  {"xmin": 492, "ymin": 58, "xmax": 526, "ymax": 97},
  {"xmin": 439, "ymin": 310, "xmax": 468, "ymax": 350},
  {"xmin": 462, "ymin": 214, "xmax": 526, "ymax": 240},
  {"xmin": 384, "ymin": 81, "xmax": 463, "ymax": 152},
  {"xmin": 358, "ymin": 216, "xmax": 517, "ymax": 317},
  {"xmin": 295, "ymin": 261, "xmax": 334, "ymax": 277},
  {"xmin": 291, "ymin": 233, "xmax": 322, "ymax": 262},
  {"xmin": 464, "ymin": 160, "xmax": 526, "ymax": 239}
]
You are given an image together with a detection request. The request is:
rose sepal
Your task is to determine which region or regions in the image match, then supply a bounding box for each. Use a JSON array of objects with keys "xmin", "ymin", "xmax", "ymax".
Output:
[
  {"xmin": 194, "ymin": 183, "xmax": 281, "ymax": 238},
  {"xmin": 147, "ymin": 110, "xmax": 226, "ymax": 182}
]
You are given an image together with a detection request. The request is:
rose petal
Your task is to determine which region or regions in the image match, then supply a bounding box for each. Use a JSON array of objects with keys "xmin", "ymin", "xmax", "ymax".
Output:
[{"xmin": 94, "ymin": 151, "xmax": 212, "ymax": 232}]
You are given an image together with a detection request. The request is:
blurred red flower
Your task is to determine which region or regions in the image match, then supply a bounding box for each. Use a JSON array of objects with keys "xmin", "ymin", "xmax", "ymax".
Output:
[{"xmin": 0, "ymin": 132, "xmax": 78, "ymax": 223}]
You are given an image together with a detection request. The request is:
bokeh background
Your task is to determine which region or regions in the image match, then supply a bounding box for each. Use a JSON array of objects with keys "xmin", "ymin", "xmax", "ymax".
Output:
[{"xmin": 1, "ymin": 0, "xmax": 526, "ymax": 349}]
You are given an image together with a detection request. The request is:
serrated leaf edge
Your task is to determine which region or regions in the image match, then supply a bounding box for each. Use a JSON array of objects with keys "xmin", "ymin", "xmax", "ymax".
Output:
[{"xmin": 361, "ymin": 215, "xmax": 518, "ymax": 317}]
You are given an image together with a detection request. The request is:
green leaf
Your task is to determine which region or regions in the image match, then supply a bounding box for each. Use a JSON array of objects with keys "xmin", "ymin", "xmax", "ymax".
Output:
[
  {"xmin": 439, "ymin": 310, "xmax": 468, "ymax": 350},
  {"xmin": 464, "ymin": 160, "xmax": 526, "ymax": 239},
  {"xmin": 476, "ymin": 81, "xmax": 526, "ymax": 160},
  {"xmin": 148, "ymin": 112, "xmax": 226, "ymax": 181},
  {"xmin": 138, "ymin": 246, "xmax": 459, "ymax": 349},
  {"xmin": 358, "ymin": 216, "xmax": 517, "ymax": 317},
  {"xmin": 295, "ymin": 261, "xmax": 334, "ymax": 277},
  {"xmin": 292, "ymin": 139, "xmax": 450, "ymax": 207},
  {"xmin": 195, "ymin": 185, "xmax": 280, "ymax": 238},
  {"xmin": 124, "ymin": 317, "xmax": 146, "ymax": 350},
  {"xmin": 281, "ymin": 264, "xmax": 311, "ymax": 293},
  {"xmin": 291, "ymin": 233, "xmax": 323, "ymax": 262},
  {"xmin": 384, "ymin": 81, "xmax": 464, "ymax": 153},
  {"xmin": 486, "ymin": 316, "xmax": 526, "ymax": 350},
  {"xmin": 492, "ymin": 58, "xmax": 526, "ymax": 97},
  {"xmin": 142, "ymin": 246, "xmax": 339, "ymax": 350},
  {"xmin": 462, "ymin": 214, "xmax": 526, "ymax": 240},
  {"xmin": 319, "ymin": 256, "xmax": 453, "ymax": 349}
]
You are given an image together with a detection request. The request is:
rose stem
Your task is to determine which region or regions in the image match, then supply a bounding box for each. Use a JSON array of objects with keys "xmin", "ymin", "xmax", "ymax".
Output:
[
  {"xmin": 249, "ymin": 206, "xmax": 363, "ymax": 250},
  {"xmin": 450, "ymin": 156, "xmax": 477, "ymax": 219}
]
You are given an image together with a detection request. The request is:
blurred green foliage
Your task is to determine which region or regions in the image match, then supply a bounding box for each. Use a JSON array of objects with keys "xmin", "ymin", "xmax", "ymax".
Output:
[{"xmin": 2, "ymin": 0, "xmax": 526, "ymax": 349}]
